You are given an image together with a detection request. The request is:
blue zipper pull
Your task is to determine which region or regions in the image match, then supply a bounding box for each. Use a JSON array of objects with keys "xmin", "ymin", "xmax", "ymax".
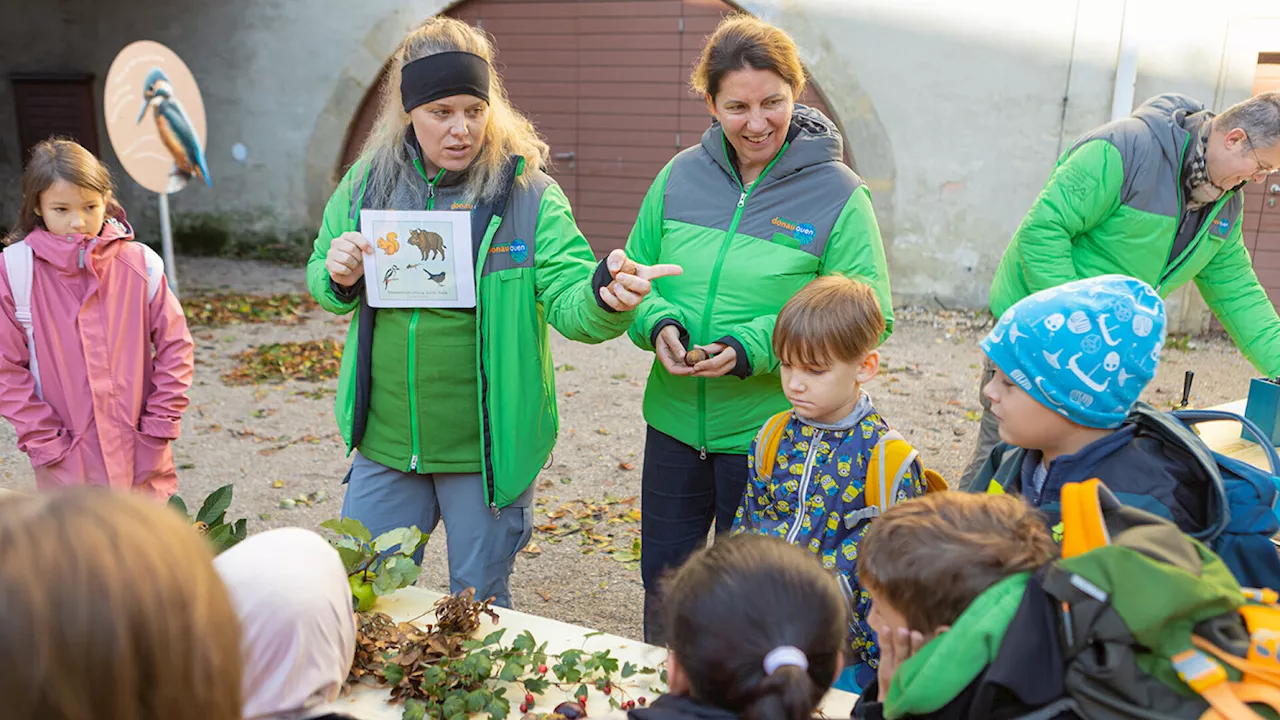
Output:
[{"xmin": 78, "ymin": 247, "xmax": 85, "ymax": 269}]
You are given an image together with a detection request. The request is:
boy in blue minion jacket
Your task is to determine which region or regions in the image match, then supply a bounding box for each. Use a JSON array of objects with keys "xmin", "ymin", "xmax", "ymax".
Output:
[
  {"xmin": 966, "ymin": 275, "xmax": 1211, "ymax": 537},
  {"xmin": 731, "ymin": 276, "xmax": 945, "ymax": 693}
]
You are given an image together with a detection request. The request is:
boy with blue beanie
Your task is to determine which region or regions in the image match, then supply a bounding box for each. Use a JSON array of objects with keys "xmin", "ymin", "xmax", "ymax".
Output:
[{"xmin": 967, "ymin": 275, "xmax": 1209, "ymax": 535}]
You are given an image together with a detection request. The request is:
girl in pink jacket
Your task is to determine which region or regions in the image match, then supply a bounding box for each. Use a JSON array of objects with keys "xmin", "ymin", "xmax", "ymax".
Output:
[{"xmin": 0, "ymin": 139, "xmax": 194, "ymax": 498}]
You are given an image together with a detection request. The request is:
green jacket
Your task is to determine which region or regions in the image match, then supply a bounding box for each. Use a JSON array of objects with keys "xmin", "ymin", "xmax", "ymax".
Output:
[
  {"xmin": 625, "ymin": 106, "xmax": 894, "ymax": 455},
  {"xmin": 306, "ymin": 143, "xmax": 631, "ymax": 509},
  {"xmin": 990, "ymin": 93, "xmax": 1280, "ymax": 376}
]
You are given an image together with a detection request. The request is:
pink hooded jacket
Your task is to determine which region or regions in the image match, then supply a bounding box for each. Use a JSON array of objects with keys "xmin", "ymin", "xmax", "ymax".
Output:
[{"xmin": 0, "ymin": 214, "xmax": 194, "ymax": 497}]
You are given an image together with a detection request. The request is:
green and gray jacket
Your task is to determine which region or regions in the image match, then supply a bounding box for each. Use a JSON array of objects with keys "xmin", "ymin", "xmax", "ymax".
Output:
[
  {"xmin": 626, "ymin": 106, "xmax": 894, "ymax": 455},
  {"xmin": 306, "ymin": 135, "xmax": 630, "ymax": 509},
  {"xmin": 990, "ymin": 93, "xmax": 1280, "ymax": 376}
]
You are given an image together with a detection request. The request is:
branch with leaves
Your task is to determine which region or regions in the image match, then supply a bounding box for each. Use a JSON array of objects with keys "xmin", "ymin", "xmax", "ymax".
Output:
[
  {"xmin": 168, "ymin": 484, "xmax": 247, "ymax": 554},
  {"xmin": 322, "ymin": 517, "xmax": 428, "ymax": 611},
  {"xmin": 348, "ymin": 589, "xmax": 667, "ymax": 720}
]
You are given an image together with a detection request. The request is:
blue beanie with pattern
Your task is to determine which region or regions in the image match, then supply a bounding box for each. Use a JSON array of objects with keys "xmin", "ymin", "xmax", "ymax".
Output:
[{"xmin": 980, "ymin": 275, "xmax": 1166, "ymax": 429}]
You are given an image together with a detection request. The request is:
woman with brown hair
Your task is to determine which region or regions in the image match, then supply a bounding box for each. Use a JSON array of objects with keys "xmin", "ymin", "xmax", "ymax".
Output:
[
  {"xmin": 306, "ymin": 16, "xmax": 679, "ymax": 609},
  {"xmin": 0, "ymin": 488, "xmax": 242, "ymax": 720},
  {"xmin": 624, "ymin": 15, "xmax": 894, "ymax": 644}
]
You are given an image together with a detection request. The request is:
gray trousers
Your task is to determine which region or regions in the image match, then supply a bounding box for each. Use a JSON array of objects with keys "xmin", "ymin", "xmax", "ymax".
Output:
[
  {"xmin": 958, "ymin": 357, "xmax": 1003, "ymax": 491},
  {"xmin": 340, "ymin": 451, "xmax": 534, "ymax": 608}
]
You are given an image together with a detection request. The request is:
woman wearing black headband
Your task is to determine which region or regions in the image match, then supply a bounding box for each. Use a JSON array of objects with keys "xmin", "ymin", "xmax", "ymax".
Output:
[{"xmin": 305, "ymin": 16, "xmax": 680, "ymax": 609}]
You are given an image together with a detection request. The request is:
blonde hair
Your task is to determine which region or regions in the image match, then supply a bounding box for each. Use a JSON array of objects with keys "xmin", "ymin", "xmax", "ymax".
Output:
[
  {"xmin": 860, "ymin": 493, "xmax": 1058, "ymax": 632},
  {"xmin": 691, "ymin": 15, "xmax": 807, "ymax": 99},
  {"xmin": 773, "ymin": 275, "xmax": 884, "ymax": 367},
  {"xmin": 359, "ymin": 16, "xmax": 550, "ymax": 205},
  {"xmin": 0, "ymin": 490, "xmax": 243, "ymax": 720},
  {"xmin": 6, "ymin": 139, "xmax": 123, "ymax": 245}
]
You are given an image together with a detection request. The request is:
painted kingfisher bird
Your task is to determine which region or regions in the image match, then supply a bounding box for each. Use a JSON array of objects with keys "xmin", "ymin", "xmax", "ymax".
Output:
[{"xmin": 136, "ymin": 68, "xmax": 212, "ymax": 188}]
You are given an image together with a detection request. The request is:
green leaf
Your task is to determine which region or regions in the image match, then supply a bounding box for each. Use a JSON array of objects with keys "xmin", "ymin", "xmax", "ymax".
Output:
[
  {"xmin": 512, "ymin": 630, "xmax": 537, "ymax": 652},
  {"xmin": 583, "ymin": 630, "xmax": 605, "ymax": 640},
  {"xmin": 498, "ymin": 664, "xmax": 519, "ymax": 683},
  {"xmin": 167, "ymin": 494, "xmax": 189, "ymax": 519},
  {"xmin": 373, "ymin": 571, "xmax": 400, "ymax": 597},
  {"xmin": 422, "ymin": 665, "xmax": 446, "ymax": 687},
  {"xmin": 622, "ymin": 662, "xmax": 637, "ymax": 678},
  {"xmin": 486, "ymin": 699, "xmax": 508, "ymax": 720},
  {"xmin": 383, "ymin": 663, "xmax": 405, "ymax": 685},
  {"xmin": 441, "ymin": 695, "xmax": 466, "ymax": 719},
  {"xmin": 523, "ymin": 676, "xmax": 549, "ymax": 694},
  {"xmin": 195, "ymin": 484, "xmax": 234, "ymax": 526},
  {"xmin": 321, "ymin": 517, "xmax": 372, "ymax": 543},
  {"xmin": 231, "ymin": 518, "xmax": 247, "ymax": 540},
  {"xmin": 575, "ymin": 684, "xmax": 589, "ymax": 700},
  {"xmin": 383, "ymin": 554, "xmax": 423, "ymax": 590},
  {"xmin": 336, "ymin": 546, "xmax": 366, "ymax": 575},
  {"xmin": 473, "ymin": 653, "xmax": 493, "ymax": 679},
  {"xmin": 466, "ymin": 690, "xmax": 488, "ymax": 712},
  {"xmin": 402, "ymin": 699, "xmax": 426, "ymax": 720},
  {"xmin": 461, "ymin": 639, "xmax": 484, "ymax": 652},
  {"xmin": 481, "ymin": 628, "xmax": 507, "ymax": 647}
]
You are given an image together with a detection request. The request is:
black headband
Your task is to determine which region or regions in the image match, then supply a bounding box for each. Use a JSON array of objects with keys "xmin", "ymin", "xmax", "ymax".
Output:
[{"xmin": 400, "ymin": 51, "xmax": 490, "ymax": 112}]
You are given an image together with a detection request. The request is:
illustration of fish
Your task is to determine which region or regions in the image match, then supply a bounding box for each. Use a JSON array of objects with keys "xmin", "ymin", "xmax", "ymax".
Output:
[
  {"xmin": 425, "ymin": 269, "xmax": 447, "ymax": 285},
  {"xmin": 383, "ymin": 264, "xmax": 400, "ymax": 290},
  {"xmin": 377, "ymin": 232, "xmax": 399, "ymax": 255}
]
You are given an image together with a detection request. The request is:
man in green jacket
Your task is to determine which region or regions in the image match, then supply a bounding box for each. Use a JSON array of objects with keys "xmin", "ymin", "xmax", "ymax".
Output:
[{"xmin": 960, "ymin": 92, "xmax": 1280, "ymax": 487}]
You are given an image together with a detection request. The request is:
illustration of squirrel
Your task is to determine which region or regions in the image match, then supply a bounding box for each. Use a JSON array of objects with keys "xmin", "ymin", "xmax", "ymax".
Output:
[{"xmin": 376, "ymin": 232, "xmax": 399, "ymax": 255}]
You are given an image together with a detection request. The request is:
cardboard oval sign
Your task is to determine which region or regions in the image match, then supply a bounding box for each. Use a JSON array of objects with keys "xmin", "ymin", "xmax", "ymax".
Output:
[{"xmin": 104, "ymin": 41, "xmax": 210, "ymax": 194}]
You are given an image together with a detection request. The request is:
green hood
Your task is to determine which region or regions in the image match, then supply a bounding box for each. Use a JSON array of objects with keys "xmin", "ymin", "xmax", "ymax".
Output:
[{"xmin": 884, "ymin": 573, "xmax": 1031, "ymax": 719}]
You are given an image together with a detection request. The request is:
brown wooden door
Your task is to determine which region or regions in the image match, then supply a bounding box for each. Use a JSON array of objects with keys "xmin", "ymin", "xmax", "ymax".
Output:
[
  {"xmin": 340, "ymin": 0, "xmax": 851, "ymax": 257},
  {"xmin": 1243, "ymin": 54, "xmax": 1280, "ymax": 310},
  {"xmin": 10, "ymin": 73, "xmax": 100, "ymax": 163}
]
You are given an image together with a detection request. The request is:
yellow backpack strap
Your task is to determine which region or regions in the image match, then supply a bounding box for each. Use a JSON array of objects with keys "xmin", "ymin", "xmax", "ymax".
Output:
[
  {"xmin": 844, "ymin": 432, "xmax": 918, "ymax": 530},
  {"xmin": 753, "ymin": 410, "xmax": 793, "ymax": 481},
  {"xmin": 923, "ymin": 468, "xmax": 949, "ymax": 494},
  {"xmin": 1172, "ymin": 647, "xmax": 1270, "ymax": 720},
  {"xmin": 1060, "ymin": 478, "xmax": 1111, "ymax": 559},
  {"xmin": 1190, "ymin": 635, "xmax": 1280, "ymax": 719}
]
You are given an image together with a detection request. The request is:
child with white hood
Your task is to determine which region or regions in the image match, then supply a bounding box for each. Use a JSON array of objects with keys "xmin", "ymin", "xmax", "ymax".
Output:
[{"xmin": 215, "ymin": 528, "xmax": 358, "ymax": 720}]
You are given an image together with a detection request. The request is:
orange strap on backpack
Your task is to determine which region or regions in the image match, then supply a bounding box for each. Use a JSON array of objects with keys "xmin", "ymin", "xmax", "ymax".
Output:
[{"xmin": 1059, "ymin": 478, "xmax": 1111, "ymax": 559}]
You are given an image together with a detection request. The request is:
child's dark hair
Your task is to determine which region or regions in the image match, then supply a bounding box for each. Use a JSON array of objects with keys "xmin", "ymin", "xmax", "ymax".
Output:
[
  {"xmin": 663, "ymin": 534, "xmax": 845, "ymax": 720},
  {"xmin": 773, "ymin": 275, "xmax": 884, "ymax": 368},
  {"xmin": 6, "ymin": 138, "xmax": 120, "ymax": 245},
  {"xmin": 860, "ymin": 493, "xmax": 1058, "ymax": 632}
]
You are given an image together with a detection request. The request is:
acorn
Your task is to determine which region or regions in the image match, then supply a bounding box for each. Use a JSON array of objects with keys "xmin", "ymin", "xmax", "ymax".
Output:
[
  {"xmin": 685, "ymin": 348, "xmax": 709, "ymax": 366},
  {"xmin": 614, "ymin": 258, "xmax": 639, "ymax": 277}
]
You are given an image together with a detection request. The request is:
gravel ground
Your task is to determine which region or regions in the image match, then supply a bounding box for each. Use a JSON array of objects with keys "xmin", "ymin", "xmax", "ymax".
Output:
[{"xmin": 0, "ymin": 257, "xmax": 1259, "ymax": 642}]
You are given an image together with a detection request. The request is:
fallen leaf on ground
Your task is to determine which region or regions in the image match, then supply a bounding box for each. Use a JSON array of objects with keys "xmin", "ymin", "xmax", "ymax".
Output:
[
  {"xmin": 618, "ymin": 461, "xmax": 635, "ymax": 471},
  {"xmin": 535, "ymin": 589, "xmax": 552, "ymax": 602},
  {"xmin": 183, "ymin": 292, "xmax": 316, "ymax": 327},
  {"xmin": 521, "ymin": 542, "xmax": 543, "ymax": 556},
  {"xmin": 223, "ymin": 339, "xmax": 344, "ymax": 385}
]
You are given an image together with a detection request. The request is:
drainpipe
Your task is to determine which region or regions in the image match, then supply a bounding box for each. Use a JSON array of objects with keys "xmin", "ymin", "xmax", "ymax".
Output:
[{"xmin": 1111, "ymin": 0, "xmax": 1139, "ymax": 122}]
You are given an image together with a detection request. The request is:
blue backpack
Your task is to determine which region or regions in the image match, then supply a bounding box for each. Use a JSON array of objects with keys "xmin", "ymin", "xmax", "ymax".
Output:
[{"xmin": 1129, "ymin": 405, "xmax": 1280, "ymax": 590}]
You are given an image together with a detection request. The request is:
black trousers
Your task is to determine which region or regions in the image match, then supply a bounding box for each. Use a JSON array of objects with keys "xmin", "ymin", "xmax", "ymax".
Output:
[{"xmin": 640, "ymin": 425, "xmax": 749, "ymax": 645}]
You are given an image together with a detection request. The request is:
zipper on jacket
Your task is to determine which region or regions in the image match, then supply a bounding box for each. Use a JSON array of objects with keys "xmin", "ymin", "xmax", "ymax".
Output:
[
  {"xmin": 785, "ymin": 429, "xmax": 824, "ymax": 544},
  {"xmin": 408, "ymin": 310, "xmax": 421, "ymax": 471},
  {"xmin": 405, "ymin": 164, "xmax": 442, "ymax": 473},
  {"xmin": 1159, "ymin": 193, "xmax": 1229, "ymax": 291},
  {"xmin": 695, "ymin": 142, "xmax": 789, "ymax": 454}
]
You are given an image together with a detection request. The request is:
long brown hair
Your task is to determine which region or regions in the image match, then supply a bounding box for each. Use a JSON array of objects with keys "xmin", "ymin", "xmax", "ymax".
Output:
[
  {"xmin": 691, "ymin": 15, "xmax": 807, "ymax": 100},
  {"xmin": 663, "ymin": 534, "xmax": 845, "ymax": 720},
  {"xmin": 5, "ymin": 138, "xmax": 122, "ymax": 245},
  {"xmin": 359, "ymin": 16, "xmax": 550, "ymax": 206},
  {"xmin": 0, "ymin": 489, "xmax": 243, "ymax": 720}
]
